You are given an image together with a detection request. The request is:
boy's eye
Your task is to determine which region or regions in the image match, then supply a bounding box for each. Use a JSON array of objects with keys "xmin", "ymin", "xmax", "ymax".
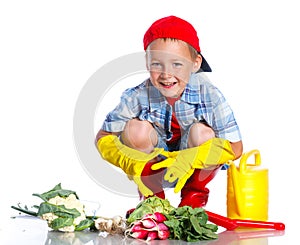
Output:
[
  {"xmin": 151, "ymin": 62, "xmax": 162, "ymax": 67},
  {"xmin": 150, "ymin": 62, "xmax": 163, "ymax": 71},
  {"xmin": 173, "ymin": 62, "xmax": 183, "ymax": 68}
]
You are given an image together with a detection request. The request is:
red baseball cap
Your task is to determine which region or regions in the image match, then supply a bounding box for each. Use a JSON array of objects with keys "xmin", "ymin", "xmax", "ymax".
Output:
[{"xmin": 143, "ymin": 16, "xmax": 212, "ymax": 72}]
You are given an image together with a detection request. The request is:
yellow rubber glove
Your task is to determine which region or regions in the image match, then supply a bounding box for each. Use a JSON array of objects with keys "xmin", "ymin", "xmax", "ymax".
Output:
[
  {"xmin": 151, "ymin": 138, "xmax": 235, "ymax": 193},
  {"xmin": 96, "ymin": 135, "xmax": 165, "ymax": 197}
]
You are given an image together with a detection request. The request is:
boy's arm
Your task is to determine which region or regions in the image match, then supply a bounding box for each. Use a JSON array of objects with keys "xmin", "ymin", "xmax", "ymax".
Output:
[
  {"xmin": 230, "ymin": 140, "xmax": 243, "ymax": 159},
  {"xmin": 95, "ymin": 129, "xmax": 120, "ymax": 145}
]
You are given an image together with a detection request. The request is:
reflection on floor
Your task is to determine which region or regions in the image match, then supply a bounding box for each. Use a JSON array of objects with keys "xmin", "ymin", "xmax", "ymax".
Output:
[{"xmin": 0, "ymin": 216, "xmax": 285, "ymax": 245}]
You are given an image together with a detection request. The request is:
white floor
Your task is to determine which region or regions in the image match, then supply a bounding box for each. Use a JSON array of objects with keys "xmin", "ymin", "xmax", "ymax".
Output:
[{"xmin": 0, "ymin": 215, "xmax": 288, "ymax": 245}]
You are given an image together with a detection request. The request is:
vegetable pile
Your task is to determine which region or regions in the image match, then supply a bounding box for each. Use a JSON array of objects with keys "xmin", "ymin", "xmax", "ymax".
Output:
[
  {"xmin": 127, "ymin": 196, "xmax": 219, "ymax": 242},
  {"xmin": 126, "ymin": 212, "xmax": 170, "ymax": 241},
  {"xmin": 12, "ymin": 184, "xmax": 219, "ymax": 242}
]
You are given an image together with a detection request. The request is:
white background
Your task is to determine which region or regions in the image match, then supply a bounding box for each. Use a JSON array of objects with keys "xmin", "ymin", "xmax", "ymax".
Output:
[{"xmin": 1, "ymin": 0, "xmax": 299, "ymax": 243}]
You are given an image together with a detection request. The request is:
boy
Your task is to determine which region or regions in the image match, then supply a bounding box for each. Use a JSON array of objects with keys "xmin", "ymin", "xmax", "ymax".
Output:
[{"xmin": 95, "ymin": 16, "xmax": 243, "ymax": 208}]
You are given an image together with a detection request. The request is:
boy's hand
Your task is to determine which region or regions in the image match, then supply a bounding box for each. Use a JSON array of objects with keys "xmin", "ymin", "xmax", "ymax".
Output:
[
  {"xmin": 97, "ymin": 135, "xmax": 165, "ymax": 196},
  {"xmin": 152, "ymin": 138, "xmax": 235, "ymax": 193},
  {"xmin": 132, "ymin": 177, "xmax": 155, "ymax": 197}
]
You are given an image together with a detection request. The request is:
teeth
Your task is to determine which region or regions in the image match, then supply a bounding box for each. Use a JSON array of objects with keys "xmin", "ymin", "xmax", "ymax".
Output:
[{"xmin": 161, "ymin": 82, "xmax": 174, "ymax": 86}]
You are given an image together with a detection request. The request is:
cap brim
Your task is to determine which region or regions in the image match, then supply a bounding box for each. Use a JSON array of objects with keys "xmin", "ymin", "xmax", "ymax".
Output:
[{"xmin": 197, "ymin": 53, "xmax": 212, "ymax": 72}]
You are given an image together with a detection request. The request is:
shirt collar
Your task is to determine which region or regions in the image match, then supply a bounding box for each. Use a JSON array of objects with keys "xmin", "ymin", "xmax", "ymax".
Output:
[
  {"xmin": 180, "ymin": 73, "xmax": 202, "ymax": 104},
  {"xmin": 147, "ymin": 80, "xmax": 168, "ymax": 112}
]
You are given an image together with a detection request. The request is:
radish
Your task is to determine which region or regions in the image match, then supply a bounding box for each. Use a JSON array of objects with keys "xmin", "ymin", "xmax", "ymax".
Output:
[
  {"xmin": 157, "ymin": 222, "xmax": 169, "ymax": 231},
  {"xmin": 126, "ymin": 212, "xmax": 170, "ymax": 241},
  {"xmin": 141, "ymin": 218, "xmax": 156, "ymax": 229},
  {"xmin": 146, "ymin": 231, "xmax": 158, "ymax": 241},
  {"xmin": 130, "ymin": 230, "xmax": 149, "ymax": 239},
  {"xmin": 131, "ymin": 223, "xmax": 144, "ymax": 232},
  {"xmin": 158, "ymin": 230, "xmax": 170, "ymax": 240},
  {"xmin": 143, "ymin": 213, "xmax": 154, "ymax": 219},
  {"xmin": 153, "ymin": 212, "xmax": 167, "ymax": 222}
]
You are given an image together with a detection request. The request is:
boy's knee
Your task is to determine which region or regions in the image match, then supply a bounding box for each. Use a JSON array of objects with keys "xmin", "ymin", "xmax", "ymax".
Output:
[
  {"xmin": 121, "ymin": 119, "xmax": 157, "ymax": 153},
  {"xmin": 188, "ymin": 123, "xmax": 215, "ymax": 147}
]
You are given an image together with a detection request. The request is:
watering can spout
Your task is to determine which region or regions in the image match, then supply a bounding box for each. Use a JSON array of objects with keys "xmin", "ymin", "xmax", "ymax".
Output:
[{"xmin": 227, "ymin": 160, "xmax": 244, "ymax": 217}]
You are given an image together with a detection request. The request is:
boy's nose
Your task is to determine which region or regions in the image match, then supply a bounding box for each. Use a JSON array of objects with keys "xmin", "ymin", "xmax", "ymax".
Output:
[
  {"xmin": 160, "ymin": 71, "xmax": 173, "ymax": 78},
  {"xmin": 160, "ymin": 66, "xmax": 173, "ymax": 78}
]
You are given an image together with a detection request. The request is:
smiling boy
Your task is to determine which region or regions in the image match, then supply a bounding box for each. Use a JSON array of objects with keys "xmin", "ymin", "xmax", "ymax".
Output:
[{"xmin": 96, "ymin": 16, "xmax": 243, "ymax": 208}]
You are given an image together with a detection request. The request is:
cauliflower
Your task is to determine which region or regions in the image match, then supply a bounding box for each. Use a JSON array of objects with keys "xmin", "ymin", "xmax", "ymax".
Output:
[
  {"xmin": 11, "ymin": 184, "xmax": 95, "ymax": 232},
  {"xmin": 40, "ymin": 194, "xmax": 87, "ymax": 232}
]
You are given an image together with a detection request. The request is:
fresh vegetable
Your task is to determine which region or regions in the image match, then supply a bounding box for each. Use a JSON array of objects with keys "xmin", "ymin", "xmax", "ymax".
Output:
[
  {"xmin": 126, "ymin": 212, "xmax": 170, "ymax": 241},
  {"xmin": 147, "ymin": 231, "xmax": 159, "ymax": 240},
  {"xmin": 126, "ymin": 196, "xmax": 175, "ymax": 224},
  {"xmin": 11, "ymin": 183, "xmax": 94, "ymax": 232},
  {"xmin": 94, "ymin": 215, "xmax": 127, "ymax": 235},
  {"xmin": 126, "ymin": 196, "xmax": 218, "ymax": 242},
  {"xmin": 37, "ymin": 193, "xmax": 90, "ymax": 232},
  {"xmin": 164, "ymin": 206, "xmax": 218, "ymax": 242},
  {"xmin": 11, "ymin": 185, "xmax": 219, "ymax": 241}
]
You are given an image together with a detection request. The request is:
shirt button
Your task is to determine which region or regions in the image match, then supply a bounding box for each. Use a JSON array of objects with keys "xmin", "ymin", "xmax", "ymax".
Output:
[{"xmin": 182, "ymin": 121, "xmax": 190, "ymax": 126}]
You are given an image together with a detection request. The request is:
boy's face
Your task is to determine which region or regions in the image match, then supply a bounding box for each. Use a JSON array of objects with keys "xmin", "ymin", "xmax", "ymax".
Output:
[{"xmin": 146, "ymin": 39, "xmax": 202, "ymax": 98}]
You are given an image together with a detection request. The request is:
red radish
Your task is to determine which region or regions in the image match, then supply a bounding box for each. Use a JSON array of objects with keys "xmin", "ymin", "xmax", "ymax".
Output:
[
  {"xmin": 131, "ymin": 223, "xmax": 144, "ymax": 232},
  {"xmin": 141, "ymin": 218, "xmax": 156, "ymax": 229},
  {"xmin": 143, "ymin": 213, "xmax": 154, "ymax": 219},
  {"xmin": 158, "ymin": 230, "xmax": 170, "ymax": 240},
  {"xmin": 157, "ymin": 222, "xmax": 169, "ymax": 231},
  {"xmin": 130, "ymin": 230, "xmax": 149, "ymax": 239},
  {"xmin": 126, "ymin": 212, "xmax": 170, "ymax": 241},
  {"xmin": 153, "ymin": 212, "xmax": 167, "ymax": 222},
  {"xmin": 146, "ymin": 231, "xmax": 158, "ymax": 241}
]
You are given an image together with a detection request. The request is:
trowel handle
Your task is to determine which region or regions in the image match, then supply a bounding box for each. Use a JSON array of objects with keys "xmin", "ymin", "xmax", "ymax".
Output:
[
  {"xmin": 234, "ymin": 219, "xmax": 285, "ymax": 230},
  {"xmin": 206, "ymin": 211, "xmax": 238, "ymax": 230},
  {"xmin": 206, "ymin": 211, "xmax": 285, "ymax": 231}
]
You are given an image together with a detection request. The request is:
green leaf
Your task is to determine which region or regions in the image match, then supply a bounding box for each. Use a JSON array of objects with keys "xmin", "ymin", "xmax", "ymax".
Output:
[
  {"xmin": 193, "ymin": 207, "xmax": 205, "ymax": 215},
  {"xmin": 202, "ymin": 228, "xmax": 219, "ymax": 239},
  {"xmin": 75, "ymin": 219, "xmax": 94, "ymax": 231},
  {"xmin": 37, "ymin": 202, "xmax": 81, "ymax": 218},
  {"xmin": 198, "ymin": 211, "xmax": 208, "ymax": 226},
  {"xmin": 126, "ymin": 196, "xmax": 175, "ymax": 223},
  {"xmin": 163, "ymin": 206, "xmax": 218, "ymax": 242},
  {"xmin": 11, "ymin": 205, "xmax": 38, "ymax": 217},
  {"xmin": 164, "ymin": 219, "xmax": 179, "ymax": 229},
  {"xmin": 33, "ymin": 183, "xmax": 79, "ymax": 201},
  {"xmin": 205, "ymin": 223, "xmax": 218, "ymax": 232},
  {"xmin": 175, "ymin": 206, "xmax": 190, "ymax": 216},
  {"xmin": 50, "ymin": 217, "xmax": 74, "ymax": 230},
  {"xmin": 190, "ymin": 215, "xmax": 202, "ymax": 235},
  {"xmin": 187, "ymin": 232, "xmax": 199, "ymax": 242}
]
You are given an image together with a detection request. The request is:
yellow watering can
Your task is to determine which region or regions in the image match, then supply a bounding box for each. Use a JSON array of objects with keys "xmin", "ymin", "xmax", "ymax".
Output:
[{"xmin": 227, "ymin": 149, "xmax": 269, "ymax": 221}]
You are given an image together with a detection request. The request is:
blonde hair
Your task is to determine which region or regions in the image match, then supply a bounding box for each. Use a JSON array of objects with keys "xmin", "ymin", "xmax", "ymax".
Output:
[{"xmin": 147, "ymin": 38, "xmax": 199, "ymax": 61}]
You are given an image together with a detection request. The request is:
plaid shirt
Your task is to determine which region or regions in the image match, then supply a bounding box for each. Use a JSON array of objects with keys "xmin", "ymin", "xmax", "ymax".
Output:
[{"xmin": 101, "ymin": 73, "xmax": 242, "ymax": 142}]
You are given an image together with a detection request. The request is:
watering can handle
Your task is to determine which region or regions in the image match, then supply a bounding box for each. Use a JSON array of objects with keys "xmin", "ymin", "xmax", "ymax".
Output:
[{"xmin": 239, "ymin": 149, "xmax": 261, "ymax": 174}]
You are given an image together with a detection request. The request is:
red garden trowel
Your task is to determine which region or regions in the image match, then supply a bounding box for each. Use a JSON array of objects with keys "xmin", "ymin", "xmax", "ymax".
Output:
[{"xmin": 206, "ymin": 210, "xmax": 285, "ymax": 230}]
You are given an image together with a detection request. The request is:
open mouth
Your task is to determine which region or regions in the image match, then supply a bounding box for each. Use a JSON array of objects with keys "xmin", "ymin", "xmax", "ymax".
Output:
[{"xmin": 159, "ymin": 81, "xmax": 177, "ymax": 89}]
